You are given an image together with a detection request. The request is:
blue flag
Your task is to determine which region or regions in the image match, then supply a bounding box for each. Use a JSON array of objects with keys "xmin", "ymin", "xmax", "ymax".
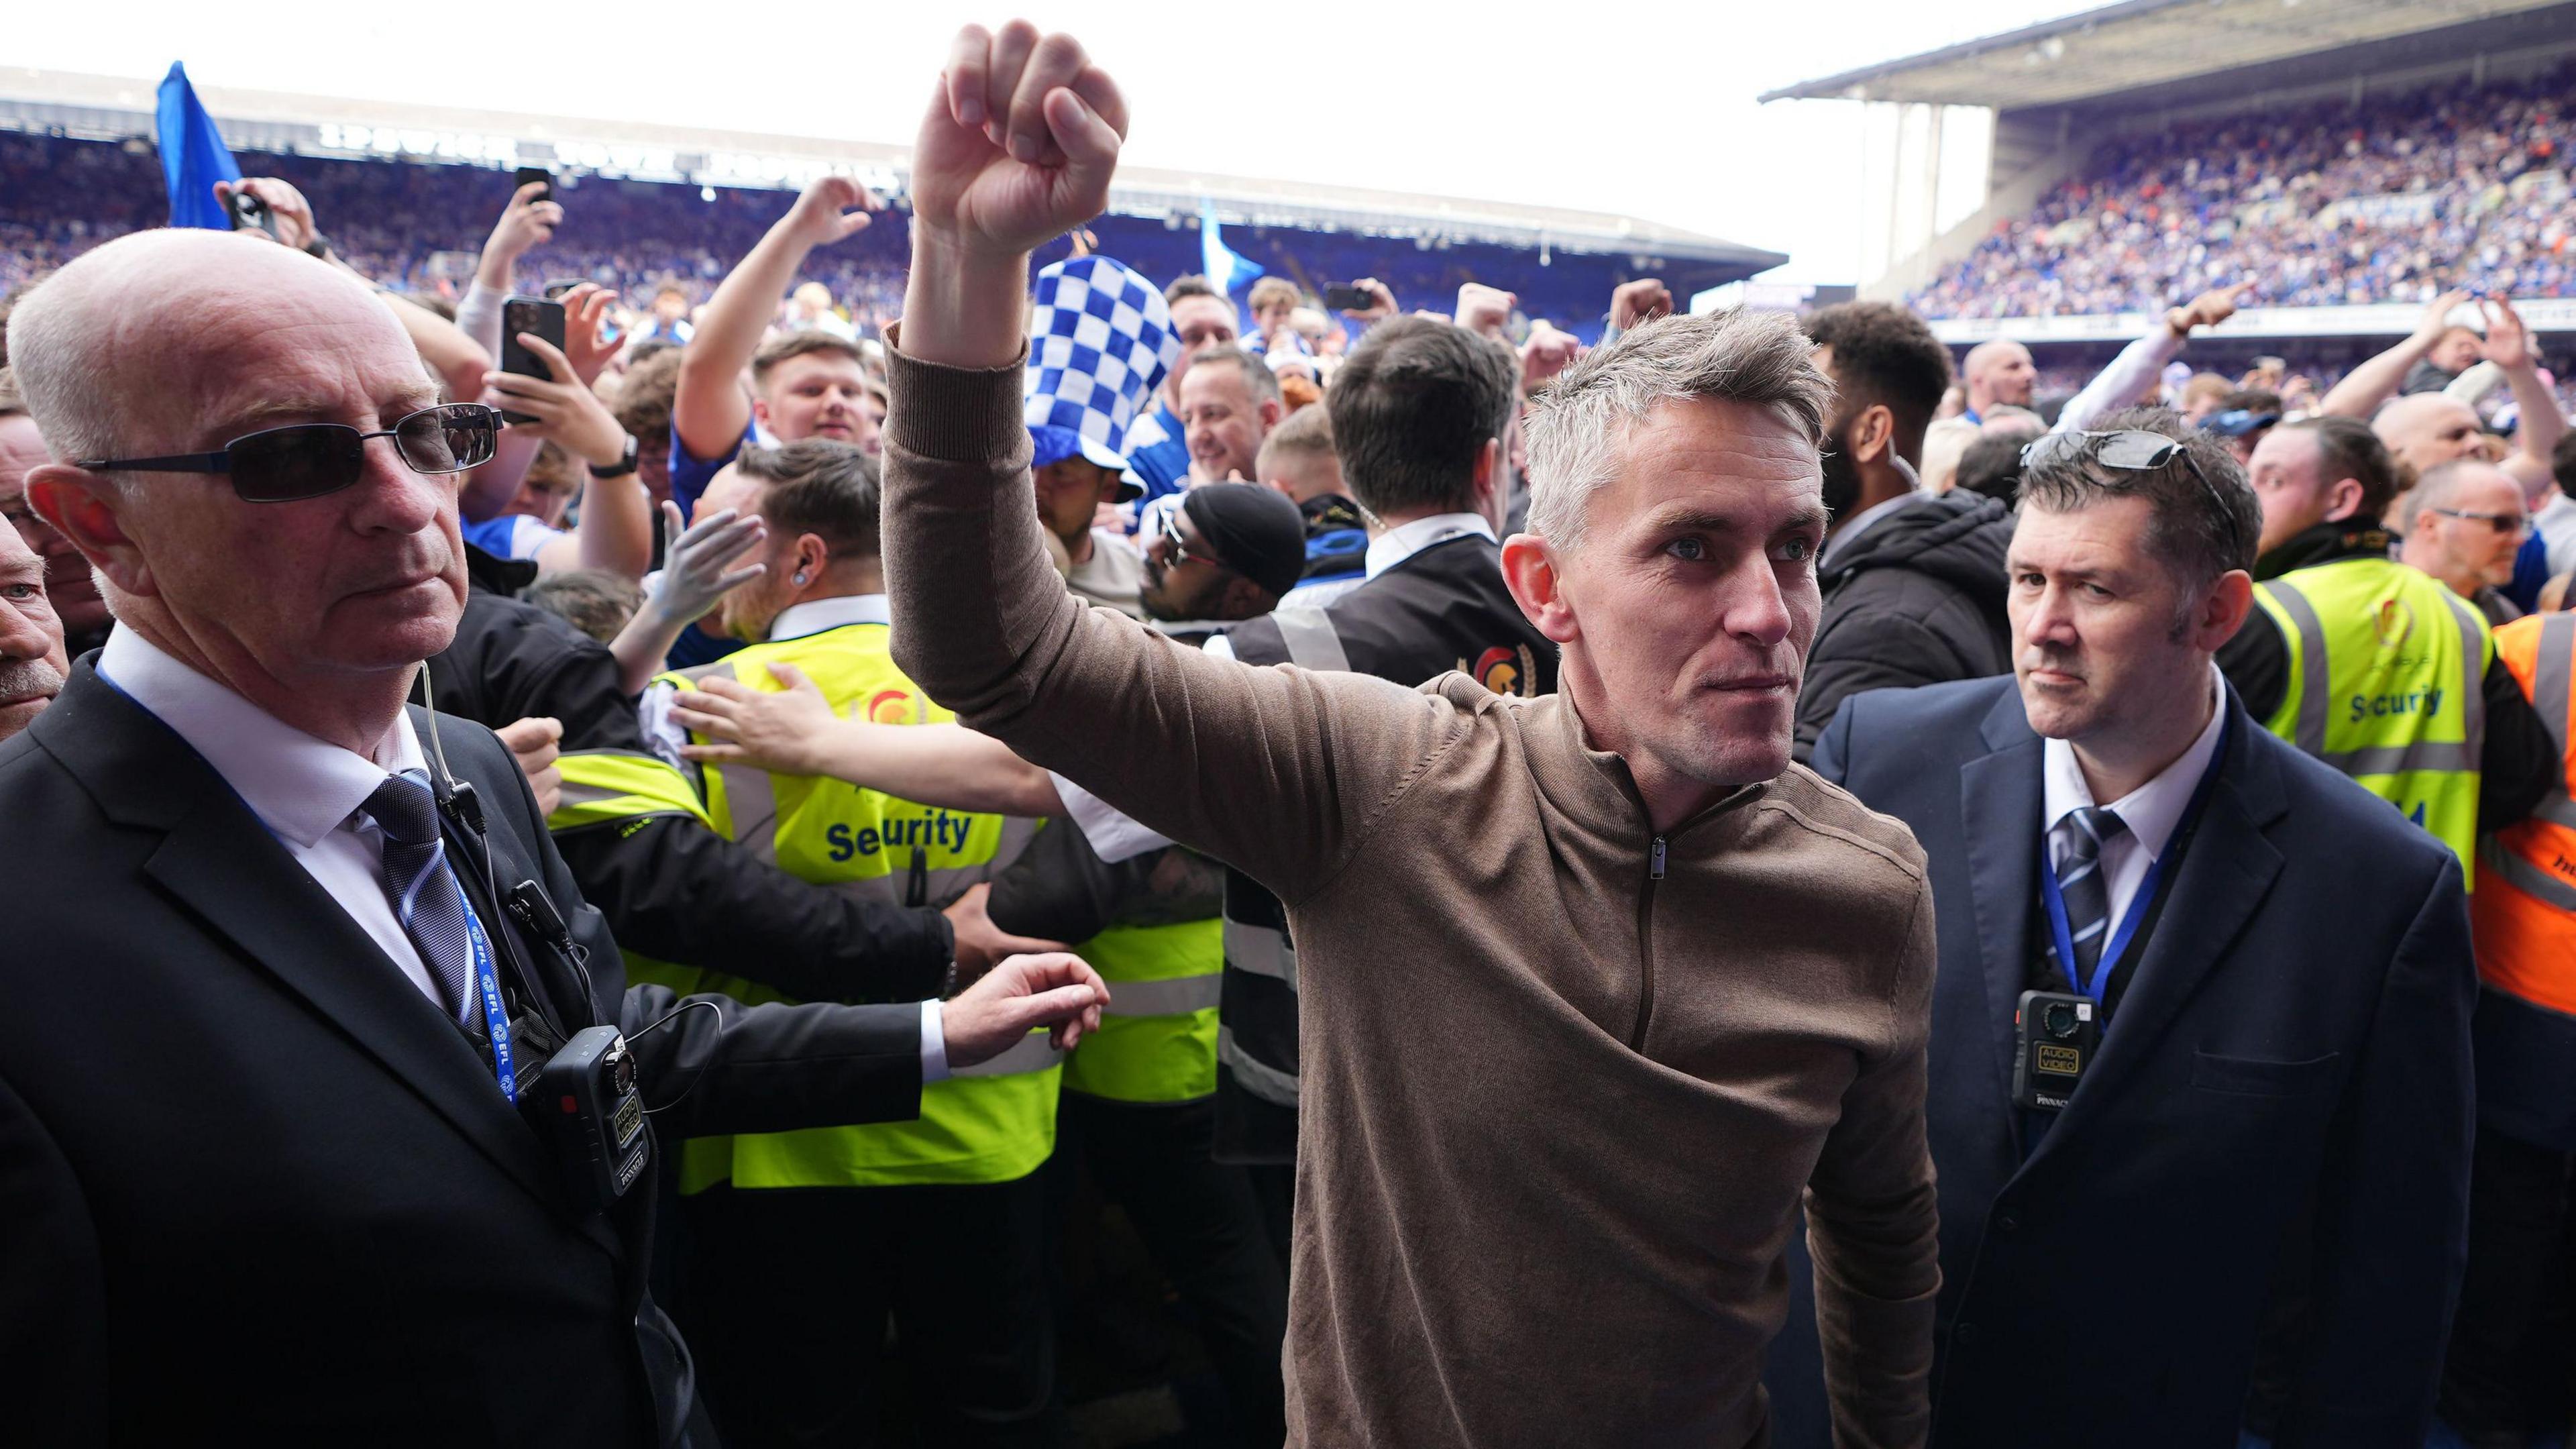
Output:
[
  {"xmin": 1199, "ymin": 199, "xmax": 1264, "ymax": 296},
  {"xmin": 157, "ymin": 62, "xmax": 240, "ymax": 231}
]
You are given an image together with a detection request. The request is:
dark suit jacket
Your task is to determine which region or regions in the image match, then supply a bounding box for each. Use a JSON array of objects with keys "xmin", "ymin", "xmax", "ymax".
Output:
[
  {"xmin": 0, "ymin": 663, "xmax": 926, "ymax": 1446},
  {"xmin": 1765, "ymin": 674, "xmax": 2475, "ymax": 1449}
]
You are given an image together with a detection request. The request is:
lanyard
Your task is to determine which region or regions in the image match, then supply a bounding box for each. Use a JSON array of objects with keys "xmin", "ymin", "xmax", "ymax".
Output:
[
  {"xmin": 461, "ymin": 899, "xmax": 518, "ymax": 1102},
  {"xmin": 2039, "ymin": 713, "xmax": 2231, "ymax": 1004}
]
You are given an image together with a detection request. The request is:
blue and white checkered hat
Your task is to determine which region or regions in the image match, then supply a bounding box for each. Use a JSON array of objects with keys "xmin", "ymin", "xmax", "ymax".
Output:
[{"xmin": 1024, "ymin": 255, "xmax": 1179, "ymax": 498}]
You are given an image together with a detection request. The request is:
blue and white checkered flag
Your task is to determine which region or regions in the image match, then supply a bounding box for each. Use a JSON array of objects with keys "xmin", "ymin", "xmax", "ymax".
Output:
[{"xmin": 1024, "ymin": 255, "xmax": 1178, "ymax": 480}]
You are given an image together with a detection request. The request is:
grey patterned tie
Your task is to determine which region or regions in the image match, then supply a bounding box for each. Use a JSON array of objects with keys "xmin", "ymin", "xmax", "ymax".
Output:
[
  {"xmin": 359, "ymin": 768, "xmax": 482, "ymax": 1028},
  {"xmin": 2049, "ymin": 805, "xmax": 2130, "ymax": 987}
]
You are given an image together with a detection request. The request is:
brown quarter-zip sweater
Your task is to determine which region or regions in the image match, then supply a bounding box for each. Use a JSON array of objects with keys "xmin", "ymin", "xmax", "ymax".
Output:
[{"xmin": 883, "ymin": 341, "xmax": 1941, "ymax": 1448}]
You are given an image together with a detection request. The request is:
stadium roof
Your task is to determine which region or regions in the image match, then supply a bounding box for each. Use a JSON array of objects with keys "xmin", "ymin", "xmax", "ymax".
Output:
[
  {"xmin": 1761, "ymin": 0, "xmax": 2576, "ymax": 109},
  {"xmin": 0, "ymin": 67, "xmax": 1782, "ymax": 278}
]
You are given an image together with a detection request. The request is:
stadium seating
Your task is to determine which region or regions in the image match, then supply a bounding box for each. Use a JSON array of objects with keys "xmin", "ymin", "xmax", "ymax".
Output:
[
  {"xmin": 0, "ymin": 132, "xmax": 1638, "ymax": 339},
  {"xmin": 1913, "ymin": 63, "xmax": 2576, "ymax": 319}
]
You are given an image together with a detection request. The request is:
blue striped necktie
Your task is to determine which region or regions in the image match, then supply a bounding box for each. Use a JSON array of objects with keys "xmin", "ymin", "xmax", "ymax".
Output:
[
  {"xmin": 2050, "ymin": 805, "xmax": 2129, "ymax": 984},
  {"xmin": 360, "ymin": 768, "xmax": 482, "ymax": 1028}
]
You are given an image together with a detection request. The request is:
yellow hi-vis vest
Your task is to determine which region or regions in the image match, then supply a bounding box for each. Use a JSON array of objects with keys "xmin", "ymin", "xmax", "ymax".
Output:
[
  {"xmin": 547, "ymin": 748, "xmax": 714, "ymax": 835},
  {"xmin": 650, "ymin": 619, "xmax": 1056, "ymax": 1190},
  {"xmin": 2252, "ymin": 557, "xmax": 2493, "ymax": 885},
  {"xmin": 2473, "ymin": 612, "xmax": 2576, "ymax": 1007},
  {"xmin": 1060, "ymin": 916, "xmax": 1224, "ymax": 1104}
]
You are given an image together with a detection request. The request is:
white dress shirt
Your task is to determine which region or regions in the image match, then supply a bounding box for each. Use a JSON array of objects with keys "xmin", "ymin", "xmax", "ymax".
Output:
[
  {"xmin": 2041, "ymin": 662, "xmax": 2230, "ymax": 943},
  {"xmin": 635, "ymin": 592, "xmax": 948, "ymax": 1079},
  {"xmin": 95, "ymin": 626, "xmax": 452, "ymax": 1008}
]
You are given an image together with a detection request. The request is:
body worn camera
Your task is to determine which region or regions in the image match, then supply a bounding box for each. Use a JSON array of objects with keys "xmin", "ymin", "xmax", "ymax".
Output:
[
  {"xmin": 523, "ymin": 1025, "xmax": 649, "ymax": 1211},
  {"xmin": 2013, "ymin": 989, "xmax": 2098, "ymax": 1112}
]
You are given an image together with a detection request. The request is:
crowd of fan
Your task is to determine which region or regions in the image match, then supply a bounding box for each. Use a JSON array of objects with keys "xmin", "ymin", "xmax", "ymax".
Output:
[
  {"xmin": 0, "ymin": 131, "xmax": 1642, "ymax": 342},
  {"xmin": 6, "ymin": 40, "xmax": 2576, "ymax": 1442},
  {"xmin": 1915, "ymin": 63, "xmax": 2576, "ymax": 319}
]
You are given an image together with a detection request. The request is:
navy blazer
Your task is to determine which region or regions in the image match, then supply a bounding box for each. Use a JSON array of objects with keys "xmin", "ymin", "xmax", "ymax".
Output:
[
  {"xmin": 0, "ymin": 664, "xmax": 927, "ymax": 1445},
  {"xmin": 1766, "ymin": 674, "xmax": 2475, "ymax": 1449}
]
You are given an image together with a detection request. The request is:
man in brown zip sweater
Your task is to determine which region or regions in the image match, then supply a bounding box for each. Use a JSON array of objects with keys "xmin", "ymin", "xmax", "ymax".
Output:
[{"xmin": 882, "ymin": 23, "xmax": 1941, "ymax": 1447}]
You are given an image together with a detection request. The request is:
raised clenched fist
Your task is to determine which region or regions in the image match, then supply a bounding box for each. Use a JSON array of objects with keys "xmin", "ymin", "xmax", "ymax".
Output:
[{"xmin": 911, "ymin": 22, "xmax": 1130, "ymax": 261}]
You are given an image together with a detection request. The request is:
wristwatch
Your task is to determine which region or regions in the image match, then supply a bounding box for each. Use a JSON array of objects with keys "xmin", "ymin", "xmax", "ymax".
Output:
[{"xmin": 592, "ymin": 435, "xmax": 641, "ymax": 479}]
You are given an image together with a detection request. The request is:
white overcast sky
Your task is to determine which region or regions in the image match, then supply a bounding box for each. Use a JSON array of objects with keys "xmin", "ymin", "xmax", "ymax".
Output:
[{"xmin": 11, "ymin": 0, "xmax": 2089, "ymax": 284}]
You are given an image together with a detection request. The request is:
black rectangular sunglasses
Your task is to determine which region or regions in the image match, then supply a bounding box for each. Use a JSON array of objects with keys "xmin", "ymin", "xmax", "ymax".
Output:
[
  {"xmin": 2021, "ymin": 427, "xmax": 2246, "ymax": 558},
  {"xmin": 76, "ymin": 403, "xmax": 500, "ymax": 503}
]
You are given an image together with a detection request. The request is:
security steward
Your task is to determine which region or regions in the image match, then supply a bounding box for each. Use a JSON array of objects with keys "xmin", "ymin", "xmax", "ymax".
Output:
[
  {"xmin": 0, "ymin": 227, "xmax": 1106, "ymax": 1445},
  {"xmin": 1202, "ymin": 317, "xmax": 1558, "ymax": 1218},
  {"xmin": 638, "ymin": 439, "xmax": 1059, "ymax": 1448},
  {"xmin": 2221, "ymin": 416, "xmax": 2559, "ymax": 875},
  {"xmin": 2438, "ymin": 608, "xmax": 2576, "ymax": 1444},
  {"xmin": 429, "ymin": 539, "xmax": 1044, "ymax": 1005}
]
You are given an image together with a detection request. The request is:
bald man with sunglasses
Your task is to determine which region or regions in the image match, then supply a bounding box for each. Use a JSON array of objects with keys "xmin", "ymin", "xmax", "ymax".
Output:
[{"xmin": 0, "ymin": 226, "xmax": 1107, "ymax": 1444}]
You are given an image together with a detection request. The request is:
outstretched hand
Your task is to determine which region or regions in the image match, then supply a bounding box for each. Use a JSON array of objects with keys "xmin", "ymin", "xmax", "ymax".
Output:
[
  {"xmin": 943, "ymin": 951, "xmax": 1110, "ymax": 1063},
  {"xmin": 647, "ymin": 502, "xmax": 767, "ymax": 629},
  {"xmin": 2479, "ymin": 297, "xmax": 2534, "ymax": 371},
  {"xmin": 782, "ymin": 175, "xmax": 884, "ymax": 252},
  {"xmin": 912, "ymin": 22, "xmax": 1130, "ymax": 260},
  {"xmin": 672, "ymin": 660, "xmax": 839, "ymax": 775}
]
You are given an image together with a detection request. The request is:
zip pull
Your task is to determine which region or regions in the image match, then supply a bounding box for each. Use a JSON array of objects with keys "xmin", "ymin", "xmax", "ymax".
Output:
[{"xmin": 1650, "ymin": 836, "xmax": 1668, "ymax": 881}]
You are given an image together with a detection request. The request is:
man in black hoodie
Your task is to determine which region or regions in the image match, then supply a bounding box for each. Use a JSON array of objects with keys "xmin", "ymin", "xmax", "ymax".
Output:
[{"xmin": 1794, "ymin": 302, "xmax": 2013, "ymax": 762}]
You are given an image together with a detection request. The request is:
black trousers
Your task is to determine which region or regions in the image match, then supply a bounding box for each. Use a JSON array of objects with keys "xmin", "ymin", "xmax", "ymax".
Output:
[
  {"xmin": 1062, "ymin": 1091, "xmax": 1288, "ymax": 1447},
  {"xmin": 2439, "ymin": 1123, "xmax": 2576, "ymax": 1439},
  {"xmin": 680, "ymin": 1175, "xmax": 1059, "ymax": 1449}
]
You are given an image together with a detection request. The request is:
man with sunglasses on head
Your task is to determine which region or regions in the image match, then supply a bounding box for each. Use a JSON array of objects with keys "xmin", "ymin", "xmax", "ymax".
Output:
[
  {"xmin": 1806, "ymin": 409, "xmax": 2479, "ymax": 1448},
  {"xmin": 2224, "ymin": 417, "xmax": 2559, "ymax": 881},
  {"xmin": 0, "ymin": 227, "xmax": 1108, "ymax": 1445}
]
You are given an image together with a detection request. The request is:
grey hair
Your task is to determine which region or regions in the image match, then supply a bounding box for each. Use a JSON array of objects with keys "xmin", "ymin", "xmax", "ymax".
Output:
[
  {"xmin": 1522, "ymin": 309, "xmax": 1833, "ymax": 551},
  {"xmin": 7, "ymin": 260, "xmax": 123, "ymax": 466}
]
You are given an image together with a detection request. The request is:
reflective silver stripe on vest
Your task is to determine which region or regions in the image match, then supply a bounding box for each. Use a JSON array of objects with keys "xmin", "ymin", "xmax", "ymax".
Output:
[
  {"xmin": 951, "ymin": 1031, "xmax": 1064, "ymax": 1078},
  {"xmin": 2264, "ymin": 578, "xmax": 2332, "ymax": 756},
  {"xmin": 1223, "ymin": 918, "xmax": 1299, "ymax": 992},
  {"xmin": 1102, "ymin": 973, "xmax": 1222, "ymax": 1018},
  {"xmin": 2320, "ymin": 741, "xmax": 2481, "ymax": 776},
  {"xmin": 2436, "ymin": 587, "xmax": 2487, "ymax": 769},
  {"xmin": 667, "ymin": 661, "xmax": 783, "ymax": 857},
  {"xmin": 1216, "ymin": 1026, "xmax": 1300, "ymax": 1106},
  {"xmin": 714, "ymin": 763, "xmax": 782, "ymax": 863},
  {"xmin": 2482, "ymin": 838, "xmax": 2576, "ymax": 910},
  {"xmin": 2526, "ymin": 614, "xmax": 2575, "ymax": 830},
  {"xmin": 2536, "ymin": 614, "xmax": 2573, "ymax": 741},
  {"xmin": 1269, "ymin": 606, "xmax": 1351, "ymax": 672},
  {"xmin": 2535, "ymin": 791, "xmax": 2576, "ymax": 831}
]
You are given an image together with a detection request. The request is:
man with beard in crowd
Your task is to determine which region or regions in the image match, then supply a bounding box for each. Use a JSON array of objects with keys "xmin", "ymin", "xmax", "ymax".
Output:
[{"xmin": 1794, "ymin": 301, "xmax": 2012, "ymax": 763}]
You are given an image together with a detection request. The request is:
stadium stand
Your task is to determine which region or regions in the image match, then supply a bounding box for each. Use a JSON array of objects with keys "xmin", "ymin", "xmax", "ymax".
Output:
[
  {"xmin": 1911, "ymin": 62, "xmax": 2575, "ymax": 319},
  {"xmin": 0, "ymin": 91, "xmax": 1780, "ymax": 343}
]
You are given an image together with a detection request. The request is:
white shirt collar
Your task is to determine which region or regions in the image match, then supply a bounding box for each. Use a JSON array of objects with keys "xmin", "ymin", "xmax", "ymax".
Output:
[
  {"xmin": 94, "ymin": 626, "xmax": 425, "ymax": 850},
  {"xmin": 1364, "ymin": 512, "xmax": 1497, "ymax": 581},
  {"xmin": 768, "ymin": 592, "xmax": 891, "ymax": 641},
  {"xmin": 2041, "ymin": 661, "xmax": 2229, "ymax": 858}
]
